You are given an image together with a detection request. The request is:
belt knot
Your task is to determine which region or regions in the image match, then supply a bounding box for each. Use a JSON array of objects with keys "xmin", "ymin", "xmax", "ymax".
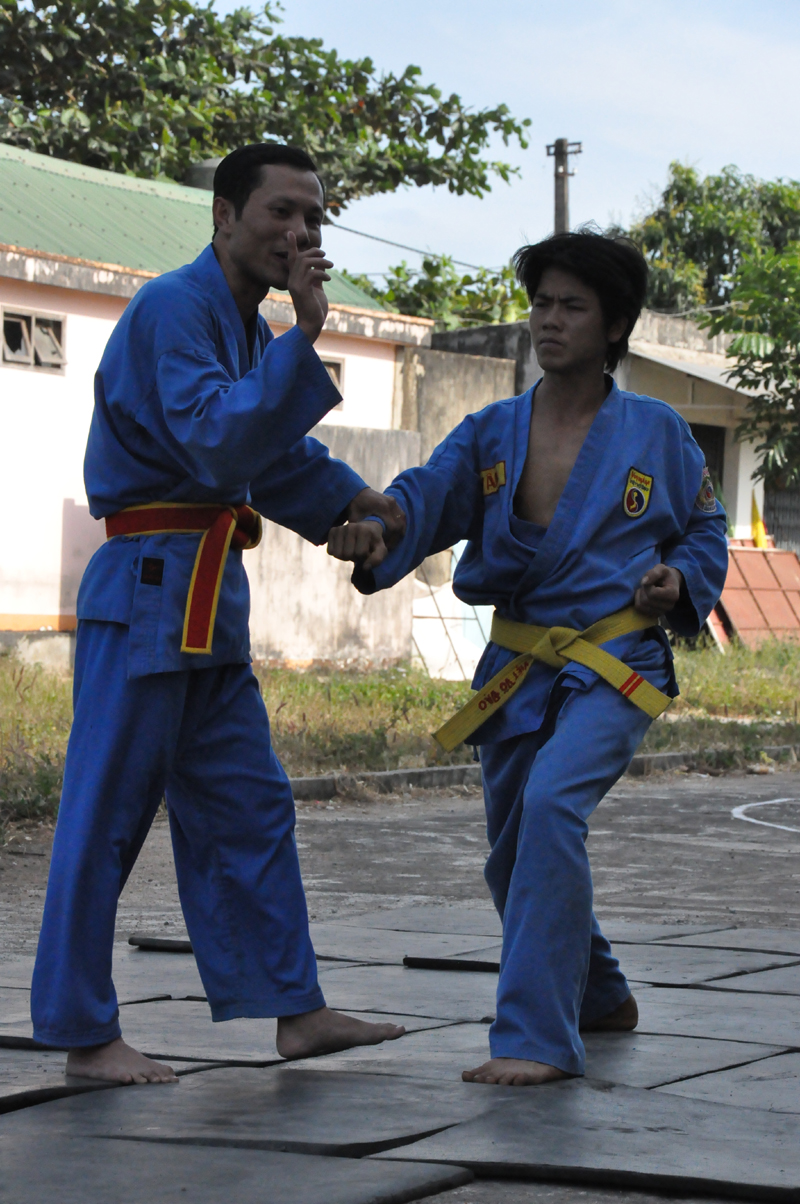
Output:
[{"xmin": 531, "ymin": 625, "xmax": 582, "ymax": 668}]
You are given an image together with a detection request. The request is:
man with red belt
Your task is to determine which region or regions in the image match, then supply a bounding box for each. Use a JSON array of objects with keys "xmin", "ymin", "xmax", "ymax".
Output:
[{"xmin": 30, "ymin": 143, "xmax": 405, "ymax": 1084}]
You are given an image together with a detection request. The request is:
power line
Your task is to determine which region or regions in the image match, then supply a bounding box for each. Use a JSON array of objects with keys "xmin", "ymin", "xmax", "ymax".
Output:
[{"xmin": 325, "ymin": 220, "xmax": 487, "ymax": 271}]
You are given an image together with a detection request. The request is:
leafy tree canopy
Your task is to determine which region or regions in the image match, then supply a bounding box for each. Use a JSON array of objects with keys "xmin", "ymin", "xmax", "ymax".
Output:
[
  {"xmin": 0, "ymin": 0, "xmax": 530, "ymax": 211},
  {"xmin": 344, "ymin": 256, "xmax": 529, "ymax": 330},
  {"xmin": 703, "ymin": 246, "xmax": 800, "ymax": 486},
  {"xmin": 626, "ymin": 162, "xmax": 800, "ymax": 313}
]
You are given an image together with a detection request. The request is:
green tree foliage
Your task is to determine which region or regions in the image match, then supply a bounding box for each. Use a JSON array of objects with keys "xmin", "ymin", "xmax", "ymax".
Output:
[
  {"xmin": 344, "ymin": 256, "xmax": 529, "ymax": 329},
  {"xmin": 0, "ymin": 0, "xmax": 530, "ymax": 211},
  {"xmin": 703, "ymin": 246, "xmax": 800, "ymax": 485},
  {"xmin": 627, "ymin": 162, "xmax": 800, "ymax": 312}
]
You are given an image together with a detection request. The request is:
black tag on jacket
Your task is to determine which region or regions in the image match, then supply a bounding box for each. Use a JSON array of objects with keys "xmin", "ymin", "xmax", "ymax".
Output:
[{"xmin": 140, "ymin": 557, "xmax": 164, "ymax": 587}]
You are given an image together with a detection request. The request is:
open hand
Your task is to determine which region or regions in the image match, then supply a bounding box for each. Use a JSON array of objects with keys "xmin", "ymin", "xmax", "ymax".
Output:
[
  {"xmin": 327, "ymin": 520, "xmax": 388, "ymax": 571},
  {"xmin": 634, "ymin": 564, "xmax": 683, "ymax": 618},
  {"xmin": 346, "ymin": 488, "xmax": 406, "ymax": 548},
  {"xmin": 287, "ymin": 231, "xmax": 332, "ymax": 343}
]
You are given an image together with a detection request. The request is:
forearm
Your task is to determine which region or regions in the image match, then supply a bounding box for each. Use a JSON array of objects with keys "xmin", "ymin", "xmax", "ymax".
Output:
[{"xmin": 157, "ymin": 327, "xmax": 341, "ymax": 489}]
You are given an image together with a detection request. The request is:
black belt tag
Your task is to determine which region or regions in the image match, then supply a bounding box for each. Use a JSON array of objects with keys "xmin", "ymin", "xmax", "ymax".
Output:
[{"xmin": 140, "ymin": 557, "xmax": 164, "ymax": 586}]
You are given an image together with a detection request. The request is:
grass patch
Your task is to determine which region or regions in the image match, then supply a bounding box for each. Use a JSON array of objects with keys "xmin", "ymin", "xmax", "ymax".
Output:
[
  {"xmin": 3, "ymin": 637, "xmax": 800, "ymax": 832},
  {"xmin": 0, "ymin": 655, "xmax": 72, "ymax": 839},
  {"xmin": 256, "ymin": 665, "xmax": 473, "ymax": 777}
]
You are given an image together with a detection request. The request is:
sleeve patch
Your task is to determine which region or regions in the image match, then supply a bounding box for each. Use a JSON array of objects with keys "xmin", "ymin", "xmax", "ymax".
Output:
[{"xmin": 695, "ymin": 465, "xmax": 718, "ymax": 513}]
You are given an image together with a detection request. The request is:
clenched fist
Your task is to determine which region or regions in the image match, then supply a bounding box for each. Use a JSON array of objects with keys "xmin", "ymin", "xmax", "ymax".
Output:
[{"xmin": 634, "ymin": 564, "xmax": 683, "ymax": 619}]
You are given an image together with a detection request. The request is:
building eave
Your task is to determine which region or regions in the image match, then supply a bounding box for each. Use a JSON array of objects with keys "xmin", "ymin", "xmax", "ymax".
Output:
[{"xmin": 0, "ymin": 242, "xmax": 433, "ymax": 345}]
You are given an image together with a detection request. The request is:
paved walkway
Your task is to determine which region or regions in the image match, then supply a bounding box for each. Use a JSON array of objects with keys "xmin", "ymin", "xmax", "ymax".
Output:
[{"xmin": 1, "ymin": 769, "xmax": 799, "ymax": 1202}]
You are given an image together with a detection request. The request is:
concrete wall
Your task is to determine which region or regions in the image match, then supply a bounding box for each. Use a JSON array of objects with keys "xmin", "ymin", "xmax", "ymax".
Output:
[
  {"xmin": 432, "ymin": 322, "xmax": 538, "ymax": 396},
  {"xmin": 394, "ymin": 346, "xmax": 516, "ymax": 464},
  {"xmin": 0, "ymin": 276, "xmax": 126, "ymax": 629},
  {"xmin": 246, "ymin": 424, "xmax": 421, "ymax": 666}
]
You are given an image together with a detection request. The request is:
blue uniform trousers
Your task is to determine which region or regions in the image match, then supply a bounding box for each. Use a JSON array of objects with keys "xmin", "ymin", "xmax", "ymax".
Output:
[
  {"xmin": 31, "ymin": 620, "xmax": 324, "ymax": 1048},
  {"xmin": 479, "ymin": 677, "xmax": 655, "ymax": 1076}
]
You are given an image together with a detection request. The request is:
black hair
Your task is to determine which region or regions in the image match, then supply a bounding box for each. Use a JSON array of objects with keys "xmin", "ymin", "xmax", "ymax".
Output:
[
  {"xmin": 212, "ymin": 143, "xmax": 322, "ymax": 235},
  {"xmin": 513, "ymin": 230, "xmax": 648, "ymax": 371}
]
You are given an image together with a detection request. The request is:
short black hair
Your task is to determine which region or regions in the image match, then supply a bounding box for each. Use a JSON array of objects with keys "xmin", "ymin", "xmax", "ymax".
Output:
[
  {"xmin": 513, "ymin": 230, "xmax": 648, "ymax": 371},
  {"xmin": 212, "ymin": 143, "xmax": 322, "ymax": 234}
]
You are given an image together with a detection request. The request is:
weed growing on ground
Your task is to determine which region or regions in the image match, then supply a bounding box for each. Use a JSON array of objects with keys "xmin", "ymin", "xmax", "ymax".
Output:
[
  {"xmin": 4, "ymin": 637, "xmax": 800, "ymax": 829},
  {"xmin": 0, "ymin": 654, "xmax": 71, "ymax": 838}
]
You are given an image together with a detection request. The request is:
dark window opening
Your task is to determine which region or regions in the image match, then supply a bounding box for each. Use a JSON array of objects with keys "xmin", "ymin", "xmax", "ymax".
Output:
[
  {"xmin": 2, "ymin": 310, "xmax": 65, "ymax": 370},
  {"xmin": 322, "ymin": 358, "xmax": 344, "ymax": 410},
  {"xmin": 689, "ymin": 423, "xmax": 726, "ymax": 492}
]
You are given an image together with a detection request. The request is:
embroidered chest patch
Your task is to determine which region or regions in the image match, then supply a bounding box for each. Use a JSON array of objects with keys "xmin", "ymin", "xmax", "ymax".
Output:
[
  {"xmin": 695, "ymin": 465, "xmax": 717, "ymax": 513},
  {"xmin": 481, "ymin": 461, "xmax": 507, "ymax": 496},
  {"xmin": 623, "ymin": 467, "xmax": 653, "ymax": 518}
]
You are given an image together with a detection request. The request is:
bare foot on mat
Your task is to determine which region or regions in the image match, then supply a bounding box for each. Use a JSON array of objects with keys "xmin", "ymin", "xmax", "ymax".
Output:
[
  {"xmin": 277, "ymin": 1006, "xmax": 405, "ymax": 1059},
  {"xmin": 462, "ymin": 1057, "xmax": 569, "ymax": 1087},
  {"xmin": 66, "ymin": 1037, "xmax": 178, "ymax": 1084},
  {"xmin": 580, "ymin": 993, "xmax": 638, "ymax": 1033}
]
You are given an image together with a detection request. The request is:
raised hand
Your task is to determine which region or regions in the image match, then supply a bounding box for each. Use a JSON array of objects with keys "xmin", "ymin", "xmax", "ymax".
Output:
[
  {"xmin": 634, "ymin": 564, "xmax": 683, "ymax": 618},
  {"xmin": 327, "ymin": 520, "xmax": 388, "ymax": 571},
  {"xmin": 346, "ymin": 488, "xmax": 406, "ymax": 548},
  {"xmin": 287, "ymin": 230, "xmax": 332, "ymax": 344}
]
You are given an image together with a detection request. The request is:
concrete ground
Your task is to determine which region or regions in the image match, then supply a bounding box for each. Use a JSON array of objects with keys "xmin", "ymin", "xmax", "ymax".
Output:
[{"xmin": 1, "ymin": 767, "xmax": 799, "ymax": 1202}]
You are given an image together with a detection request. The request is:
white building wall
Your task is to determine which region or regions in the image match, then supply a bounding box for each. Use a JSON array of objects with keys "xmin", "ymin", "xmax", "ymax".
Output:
[
  {"xmin": 0, "ymin": 278, "xmax": 124, "ymax": 627},
  {"xmin": 269, "ymin": 322, "xmax": 396, "ymax": 430}
]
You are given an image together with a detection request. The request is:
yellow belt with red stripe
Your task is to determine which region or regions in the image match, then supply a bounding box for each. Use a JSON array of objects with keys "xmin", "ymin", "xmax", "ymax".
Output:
[
  {"xmin": 433, "ymin": 605, "xmax": 671, "ymax": 752},
  {"xmin": 105, "ymin": 502, "xmax": 262, "ymax": 655}
]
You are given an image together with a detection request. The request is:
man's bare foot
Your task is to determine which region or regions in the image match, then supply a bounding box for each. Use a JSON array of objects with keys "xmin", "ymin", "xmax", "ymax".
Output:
[
  {"xmin": 276, "ymin": 1006, "xmax": 405, "ymax": 1060},
  {"xmin": 66, "ymin": 1037, "xmax": 178, "ymax": 1085},
  {"xmin": 580, "ymin": 993, "xmax": 638, "ymax": 1033},
  {"xmin": 462, "ymin": 1057, "xmax": 569, "ymax": 1087}
]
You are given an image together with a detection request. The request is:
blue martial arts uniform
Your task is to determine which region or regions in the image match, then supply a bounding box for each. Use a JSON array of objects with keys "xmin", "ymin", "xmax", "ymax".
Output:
[
  {"xmin": 359, "ymin": 380, "xmax": 729, "ymax": 1074},
  {"xmin": 31, "ymin": 245, "xmax": 366, "ymax": 1047}
]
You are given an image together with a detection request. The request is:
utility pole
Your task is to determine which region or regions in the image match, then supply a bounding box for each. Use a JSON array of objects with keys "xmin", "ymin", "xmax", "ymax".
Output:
[{"xmin": 546, "ymin": 138, "xmax": 582, "ymax": 234}]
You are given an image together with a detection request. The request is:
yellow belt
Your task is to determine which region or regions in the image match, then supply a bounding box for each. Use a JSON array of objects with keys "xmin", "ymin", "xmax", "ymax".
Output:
[{"xmin": 433, "ymin": 605, "xmax": 671, "ymax": 752}]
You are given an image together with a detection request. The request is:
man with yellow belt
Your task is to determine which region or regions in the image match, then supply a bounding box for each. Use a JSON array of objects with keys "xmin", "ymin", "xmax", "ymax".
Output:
[
  {"xmin": 31, "ymin": 143, "xmax": 406, "ymax": 1082},
  {"xmin": 328, "ymin": 230, "xmax": 729, "ymax": 1085}
]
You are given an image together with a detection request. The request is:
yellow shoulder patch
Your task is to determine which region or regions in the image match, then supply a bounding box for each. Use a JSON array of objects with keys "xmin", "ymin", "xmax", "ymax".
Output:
[
  {"xmin": 623, "ymin": 467, "xmax": 653, "ymax": 518},
  {"xmin": 481, "ymin": 461, "xmax": 507, "ymax": 496}
]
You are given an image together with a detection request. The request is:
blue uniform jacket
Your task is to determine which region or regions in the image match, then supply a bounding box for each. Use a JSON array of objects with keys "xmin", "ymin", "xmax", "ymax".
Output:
[
  {"xmin": 367, "ymin": 382, "xmax": 729, "ymax": 742},
  {"xmin": 78, "ymin": 245, "xmax": 366, "ymax": 677}
]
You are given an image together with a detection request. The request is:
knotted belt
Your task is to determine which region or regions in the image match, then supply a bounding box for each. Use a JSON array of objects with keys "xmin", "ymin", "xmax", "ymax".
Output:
[
  {"xmin": 433, "ymin": 605, "xmax": 671, "ymax": 752},
  {"xmin": 105, "ymin": 502, "xmax": 263, "ymax": 655}
]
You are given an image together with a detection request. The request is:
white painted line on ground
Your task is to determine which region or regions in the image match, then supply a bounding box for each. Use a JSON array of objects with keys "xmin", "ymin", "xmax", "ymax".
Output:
[{"xmin": 732, "ymin": 798, "xmax": 800, "ymax": 834}]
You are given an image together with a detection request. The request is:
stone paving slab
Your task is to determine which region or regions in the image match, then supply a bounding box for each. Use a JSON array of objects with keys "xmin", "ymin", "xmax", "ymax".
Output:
[
  {"xmin": 657, "ymin": 1050, "xmax": 800, "ymax": 1112},
  {"xmin": 0, "ymin": 1047, "xmax": 219, "ymax": 1114},
  {"xmin": 0, "ymin": 945, "xmax": 206, "ymax": 1003},
  {"xmin": 318, "ymin": 964, "xmax": 499, "ymax": 1022},
  {"xmin": 344, "ymin": 906, "xmax": 503, "ymax": 937},
  {"xmin": 375, "ymin": 1076, "xmax": 800, "ymax": 1197},
  {"xmin": 707, "ymin": 964, "xmax": 800, "ymax": 996},
  {"xmin": 288, "ymin": 1022, "xmax": 784, "ymax": 1089},
  {"xmin": 413, "ymin": 943, "xmax": 799, "ymax": 987},
  {"xmin": 635, "ymin": 985, "xmax": 800, "ymax": 1046},
  {"xmin": 342, "ymin": 908, "xmax": 728, "ymax": 944},
  {"xmin": 0, "ymin": 999, "xmax": 448, "ymax": 1061},
  {"xmin": 310, "ymin": 922, "xmax": 501, "ymax": 966},
  {"xmin": 0, "ymin": 988, "xmax": 29, "ymax": 1024},
  {"xmin": 0, "ymin": 1067, "xmax": 505, "ymax": 1157},
  {"xmin": 0, "ymin": 1133, "xmax": 472, "ymax": 1204},
  {"xmin": 665, "ymin": 928, "xmax": 800, "ymax": 956}
]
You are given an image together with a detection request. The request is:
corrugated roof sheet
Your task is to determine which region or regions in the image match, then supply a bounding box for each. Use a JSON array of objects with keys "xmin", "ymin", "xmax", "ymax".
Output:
[
  {"xmin": 716, "ymin": 548, "xmax": 800, "ymax": 646},
  {"xmin": 0, "ymin": 142, "xmax": 383, "ymax": 309}
]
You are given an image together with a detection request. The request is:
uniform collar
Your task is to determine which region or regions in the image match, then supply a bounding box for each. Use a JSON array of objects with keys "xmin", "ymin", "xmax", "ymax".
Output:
[{"xmin": 192, "ymin": 244, "xmax": 252, "ymax": 376}]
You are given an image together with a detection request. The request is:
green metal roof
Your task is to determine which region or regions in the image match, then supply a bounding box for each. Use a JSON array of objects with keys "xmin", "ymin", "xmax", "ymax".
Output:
[{"xmin": 0, "ymin": 142, "xmax": 383, "ymax": 310}]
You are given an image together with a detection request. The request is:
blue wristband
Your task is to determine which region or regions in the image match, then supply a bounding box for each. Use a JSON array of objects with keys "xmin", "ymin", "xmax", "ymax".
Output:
[{"xmin": 363, "ymin": 515, "xmax": 387, "ymax": 534}]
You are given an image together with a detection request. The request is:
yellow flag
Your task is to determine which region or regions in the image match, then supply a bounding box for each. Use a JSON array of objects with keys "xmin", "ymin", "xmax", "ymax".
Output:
[{"xmin": 752, "ymin": 491, "xmax": 768, "ymax": 549}]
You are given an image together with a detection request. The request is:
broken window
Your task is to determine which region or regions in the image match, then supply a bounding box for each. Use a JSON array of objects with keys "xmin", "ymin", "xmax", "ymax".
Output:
[
  {"xmin": 2, "ymin": 309, "xmax": 66, "ymax": 370},
  {"xmin": 321, "ymin": 358, "xmax": 344, "ymax": 410}
]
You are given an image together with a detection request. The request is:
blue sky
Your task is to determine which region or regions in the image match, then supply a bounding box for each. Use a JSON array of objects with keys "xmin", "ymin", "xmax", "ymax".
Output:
[{"xmin": 215, "ymin": 0, "xmax": 800, "ymax": 278}]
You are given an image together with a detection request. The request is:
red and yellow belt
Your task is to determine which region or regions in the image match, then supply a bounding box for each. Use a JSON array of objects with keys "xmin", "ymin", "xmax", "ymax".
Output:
[
  {"xmin": 105, "ymin": 502, "xmax": 262, "ymax": 655},
  {"xmin": 433, "ymin": 605, "xmax": 672, "ymax": 752}
]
